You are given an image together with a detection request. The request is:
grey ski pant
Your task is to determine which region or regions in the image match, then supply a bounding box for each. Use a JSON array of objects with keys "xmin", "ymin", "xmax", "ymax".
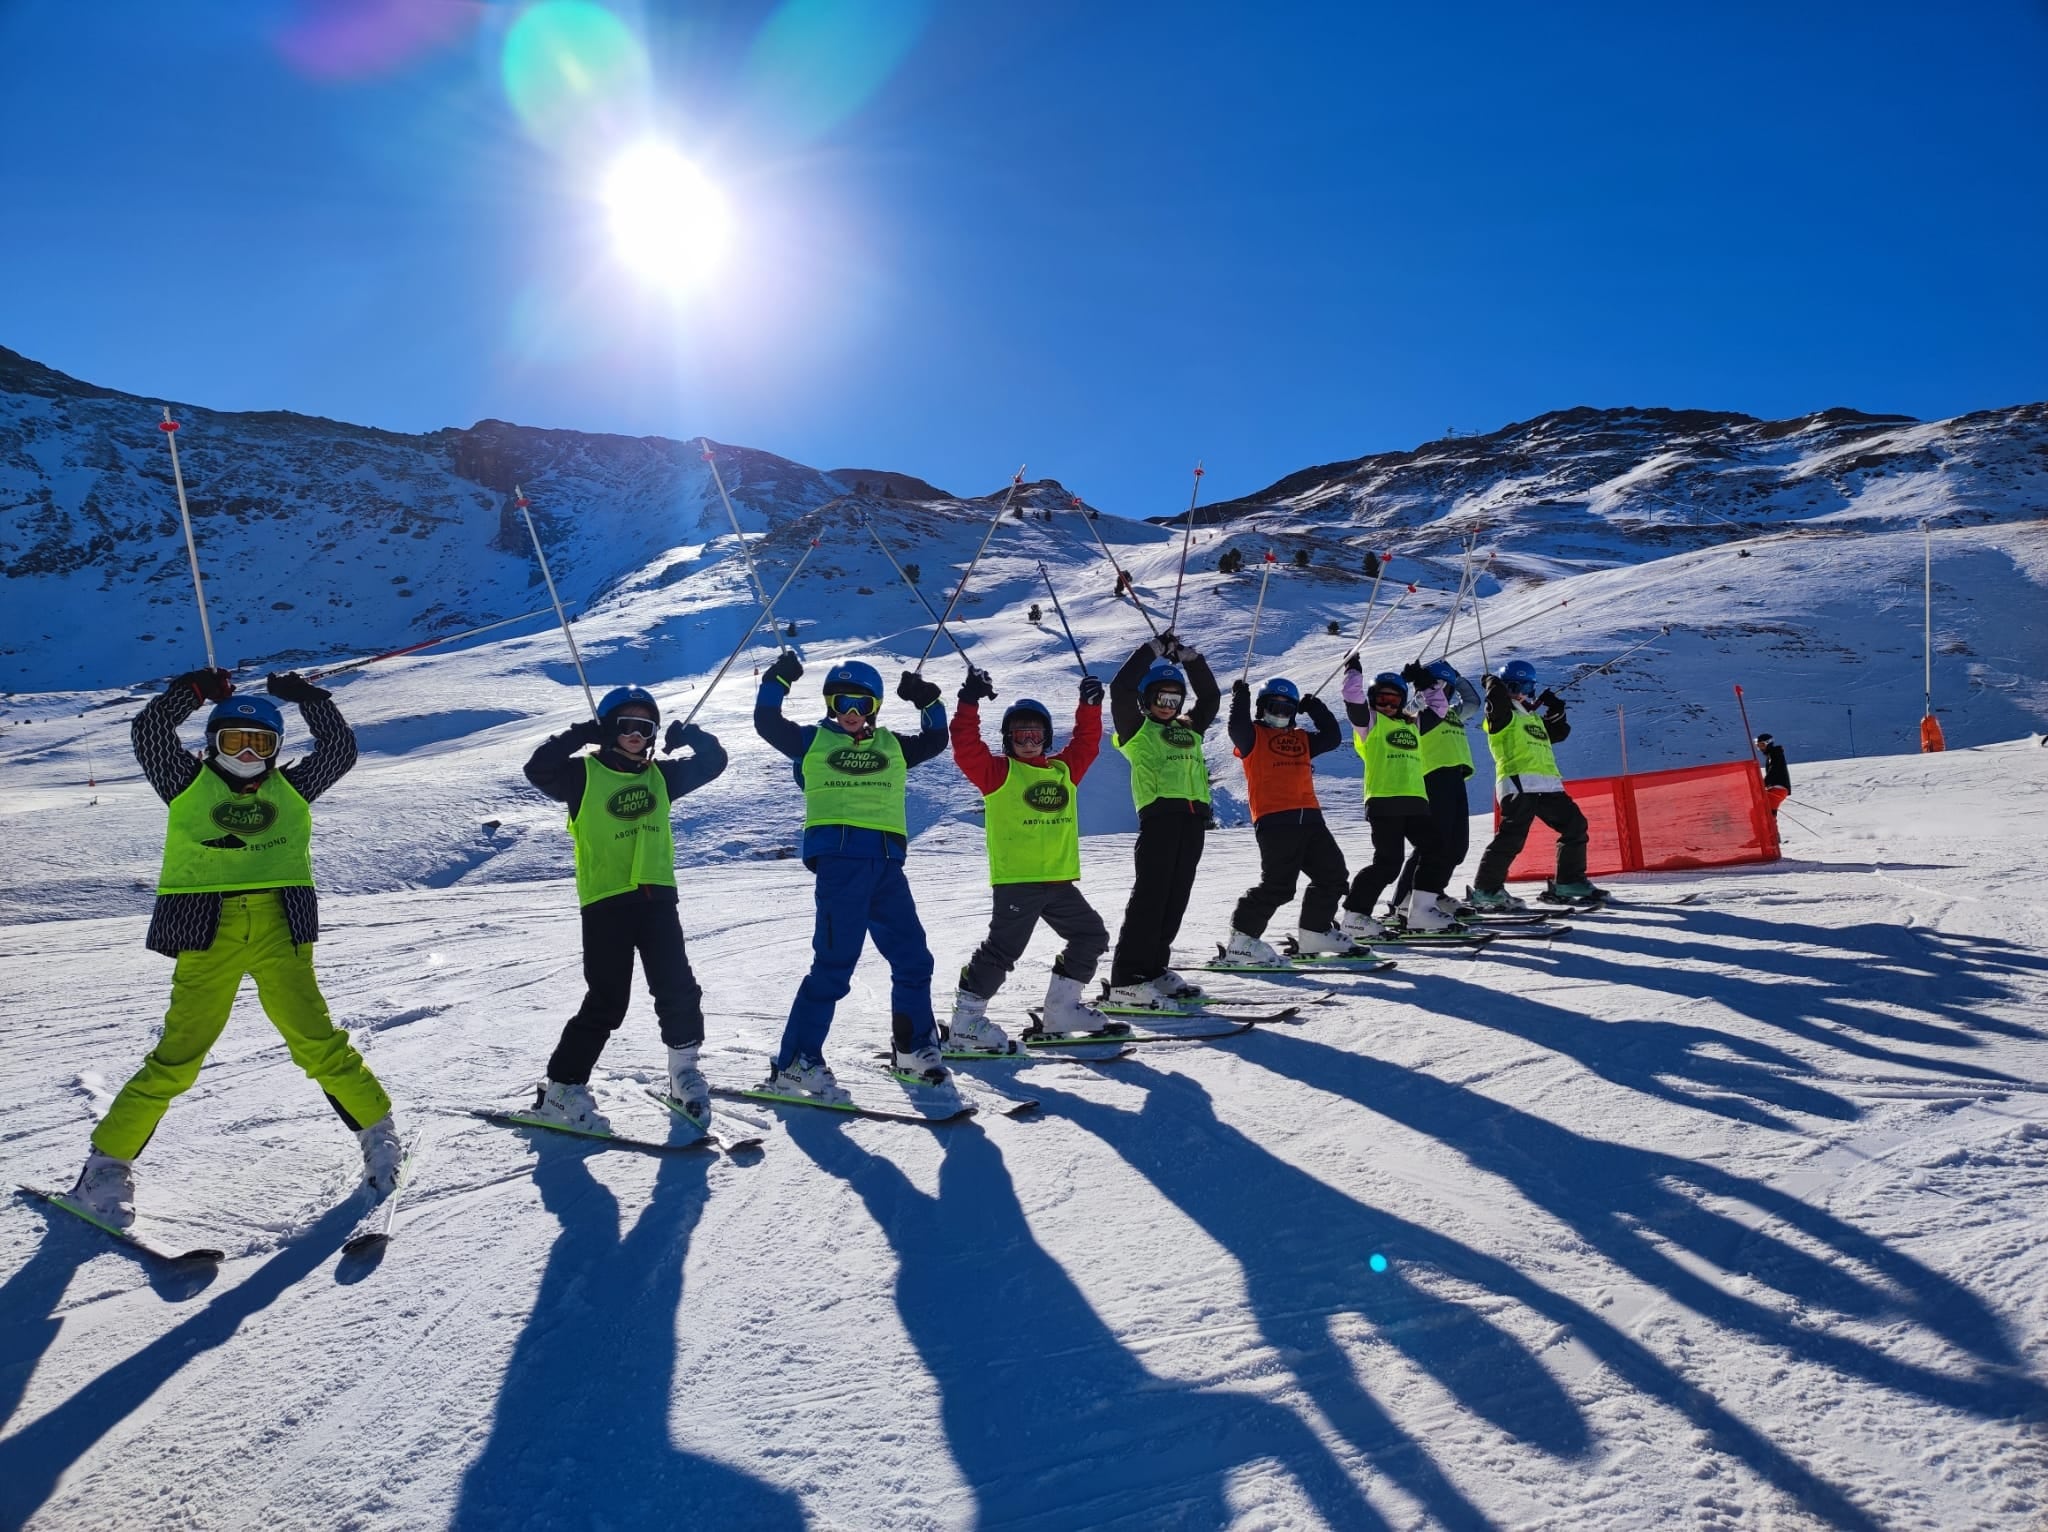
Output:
[{"xmin": 961, "ymin": 880, "xmax": 1110, "ymax": 999}]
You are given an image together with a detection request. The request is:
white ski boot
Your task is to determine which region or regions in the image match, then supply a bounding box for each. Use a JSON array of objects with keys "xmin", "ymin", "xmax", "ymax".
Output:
[
  {"xmin": 1222, "ymin": 930, "xmax": 1283, "ymax": 966},
  {"xmin": 946, "ymin": 989, "xmax": 1014, "ymax": 1054},
  {"xmin": 667, "ymin": 1043, "xmax": 711, "ymax": 1121},
  {"xmin": 1156, "ymin": 967, "xmax": 1206, "ymax": 1001},
  {"xmin": 765, "ymin": 1054, "xmax": 852, "ymax": 1105},
  {"xmin": 1339, "ymin": 909, "xmax": 1385, "ymax": 942},
  {"xmin": 891, "ymin": 1042, "xmax": 953, "ymax": 1088},
  {"xmin": 1404, "ymin": 888, "xmax": 1457, "ymax": 932},
  {"xmin": 1293, "ymin": 925, "xmax": 1356, "ymax": 956},
  {"xmin": 1038, "ymin": 971, "xmax": 1120, "ymax": 1036},
  {"xmin": 71, "ymin": 1149, "xmax": 135, "ymax": 1230},
  {"xmin": 357, "ymin": 1114, "xmax": 404, "ymax": 1195},
  {"xmin": 530, "ymin": 1080, "xmax": 612, "ymax": 1133},
  {"xmin": 1435, "ymin": 893, "xmax": 1467, "ymax": 920},
  {"xmin": 1101, "ymin": 978, "xmax": 1174, "ymax": 1012}
]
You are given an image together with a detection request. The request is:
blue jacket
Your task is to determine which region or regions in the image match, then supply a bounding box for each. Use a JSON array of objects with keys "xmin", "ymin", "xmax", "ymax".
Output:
[{"xmin": 754, "ymin": 676, "xmax": 948, "ymax": 863}]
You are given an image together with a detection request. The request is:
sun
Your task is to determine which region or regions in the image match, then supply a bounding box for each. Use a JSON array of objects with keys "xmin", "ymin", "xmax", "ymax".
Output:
[{"xmin": 601, "ymin": 141, "xmax": 731, "ymax": 294}]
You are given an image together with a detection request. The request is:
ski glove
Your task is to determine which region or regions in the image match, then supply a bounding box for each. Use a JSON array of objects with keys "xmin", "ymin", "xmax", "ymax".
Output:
[
  {"xmin": 1400, "ymin": 661, "xmax": 1434, "ymax": 690},
  {"xmin": 1537, "ymin": 688, "xmax": 1565, "ymax": 713},
  {"xmin": 1151, "ymin": 631, "xmax": 1179, "ymax": 660},
  {"xmin": 1231, "ymin": 678, "xmax": 1251, "ymax": 698},
  {"xmin": 664, "ymin": 720, "xmax": 702, "ymax": 752},
  {"xmin": 1345, "ymin": 653, "xmax": 1364, "ymax": 674},
  {"xmin": 766, "ymin": 651, "xmax": 804, "ymax": 689},
  {"xmin": 569, "ymin": 718, "xmax": 607, "ymax": 746},
  {"xmin": 958, "ymin": 668, "xmax": 998, "ymax": 706},
  {"xmin": 177, "ymin": 668, "xmax": 235, "ymax": 703},
  {"xmin": 897, "ymin": 670, "xmax": 943, "ymax": 709},
  {"xmin": 1078, "ymin": 675, "xmax": 1105, "ymax": 706},
  {"xmin": 266, "ymin": 671, "xmax": 329, "ymax": 704},
  {"xmin": 1170, "ymin": 639, "xmax": 1203, "ymax": 665}
]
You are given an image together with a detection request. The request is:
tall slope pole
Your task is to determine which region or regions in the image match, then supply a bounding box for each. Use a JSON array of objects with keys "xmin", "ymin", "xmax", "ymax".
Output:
[
  {"xmin": 916, "ymin": 466, "xmax": 1026, "ymax": 673},
  {"xmin": 701, "ymin": 439, "xmax": 785, "ymax": 653},
  {"xmin": 516, "ymin": 485, "xmax": 598, "ymax": 720},
  {"xmin": 1165, "ymin": 461, "xmax": 1205, "ymax": 633},
  {"xmin": 1920, "ymin": 522, "xmax": 1945, "ymax": 751},
  {"xmin": 157, "ymin": 408, "xmax": 218, "ymax": 670}
]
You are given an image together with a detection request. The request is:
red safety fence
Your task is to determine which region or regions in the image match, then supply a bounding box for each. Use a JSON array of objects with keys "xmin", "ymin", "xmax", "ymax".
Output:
[{"xmin": 1498, "ymin": 758, "xmax": 1781, "ymax": 881}]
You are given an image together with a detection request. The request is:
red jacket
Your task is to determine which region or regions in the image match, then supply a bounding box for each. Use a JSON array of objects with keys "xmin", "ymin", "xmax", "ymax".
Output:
[{"xmin": 950, "ymin": 700, "xmax": 1102, "ymax": 795}]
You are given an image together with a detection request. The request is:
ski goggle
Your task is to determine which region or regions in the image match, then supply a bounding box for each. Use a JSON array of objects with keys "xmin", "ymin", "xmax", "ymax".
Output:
[
  {"xmin": 610, "ymin": 716, "xmax": 658, "ymax": 739},
  {"xmin": 1146, "ymin": 688, "xmax": 1185, "ymax": 713},
  {"xmin": 829, "ymin": 692, "xmax": 878, "ymax": 718},
  {"xmin": 213, "ymin": 727, "xmax": 278, "ymax": 758},
  {"xmin": 1370, "ymin": 690, "xmax": 1406, "ymax": 711},
  {"xmin": 1008, "ymin": 721, "xmax": 1048, "ymax": 745}
]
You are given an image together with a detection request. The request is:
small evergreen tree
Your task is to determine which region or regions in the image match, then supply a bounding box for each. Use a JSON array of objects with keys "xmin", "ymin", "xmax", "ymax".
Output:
[
  {"xmin": 1326, "ymin": 619, "xmax": 1341, "ymax": 635},
  {"xmin": 1292, "ymin": 548, "xmax": 1310, "ymax": 568},
  {"xmin": 904, "ymin": 563, "xmax": 921, "ymax": 585}
]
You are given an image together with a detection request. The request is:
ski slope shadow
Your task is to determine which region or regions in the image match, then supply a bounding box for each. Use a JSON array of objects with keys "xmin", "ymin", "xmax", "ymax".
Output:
[
  {"xmin": 786, "ymin": 1112, "xmax": 1393, "ymax": 1531},
  {"xmin": 0, "ymin": 1199, "xmax": 362, "ymax": 1528},
  {"xmin": 1027, "ymin": 1065, "xmax": 1586, "ymax": 1529},
  {"xmin": 1234, "ymin": 1028, "xmax": 2048, "ymax": 1524},
  {"xmin": 448, "ymin": 1147, "xmax": 802, "ymax": 1532}
]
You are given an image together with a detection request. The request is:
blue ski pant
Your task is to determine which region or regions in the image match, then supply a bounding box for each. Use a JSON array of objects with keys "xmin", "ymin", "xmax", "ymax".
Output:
[{"xmin": 777, "ymin": 855, "xmax": 937, "ymax": 1067}]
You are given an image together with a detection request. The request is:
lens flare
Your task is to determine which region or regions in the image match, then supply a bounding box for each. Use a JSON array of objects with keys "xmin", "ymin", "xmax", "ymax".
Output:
[
  {"xmin": 502, "ymin": 0, "xmax": 650, "ymax": 155},
  {"xmin": 603, "ymin": 141, "xmax": 732, "ymax": 293}
]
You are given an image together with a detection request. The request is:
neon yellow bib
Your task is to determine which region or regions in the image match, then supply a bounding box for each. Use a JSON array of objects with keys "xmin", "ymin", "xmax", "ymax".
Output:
[
  {"xmin": 1116, "ymin": 717, "xmax": 1211, "ymax": 810},
  {"xmin": 1487, "ymin": 708, "xmax": 1561, "ymax": 781},
  {"xmin": 983, "ymin": 758, "xmax": 1081, "ymax": 884},
  {"xmin": 158, "ymin": 768, "xmax": 315, "ymax": 895},
  {"xmin": 1418, "ymin": 710, "xmax": 1475, "ymax": 776},
  {"xmin": 1352, "ymin": 718, "xmax": 1425, "ymax": 801},
  {"xmin": 802, "ymin": 727, "xmax": 908, "ymax": 836},
  {"xmin": 568, "ymin": 756, "xmax": 677, "ymax": 906}
]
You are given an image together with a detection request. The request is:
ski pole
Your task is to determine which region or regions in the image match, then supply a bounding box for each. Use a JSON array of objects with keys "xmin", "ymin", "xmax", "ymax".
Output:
[
  {"xmin": 1165, "ymin": 460, "xmax": 1206, "ymax": 634},
  {"xmin": 1037, "ymin": 562, "xmax": 1090, "ymax": 676},
  {"xmin": 516, "ymin": 485, "xmax": 598, "ymax": 720},
  {"xmin": 1471, "ymin": 580, "xmax": 1491, "ymax": 676},
  {"xmin": 1309, "ymin": 583, "xmax": 1417, "ymax": 697},
  {"xmin": 677, "ymin": 536, "xmax": 823, "ymax": 731},
  {"xmin": 306, "ymin": 606, "xmax": 563, "ymax": 681},
  {"xmin": 1412, "ymin": 554, "xmax": 1477, "ymax": 664},
  {"xmin": 916, "ymin": 465, "xmax": 1026, "ymax": 671},
  {"xmin": 157, "ymin": 408, "xmax": 217, "ymax": 670},
  {"xmin": 1240, "ymin": 551, "xmax": 1277, "ymax": 685},
  {"xmin": 862, "ymin": 517, "xmax": 975, "ymax": 667},
  {"xmin": 1304, "ymin": 553, "xmax": 1395, "ymax": 698},
  {"xmin": 1555, "ymin": 626, "xmax": 1673, "ymax": 696},
  {"xmin": 1073, "ymin": 495, "xmax": 1162, "ymax": 638},
  {"xmin": 701, "ymin": 438, "xmax": 785, "ymax": 654},
  {"xmin": 1440, "ymin": 597, "xmax": 1569, "ymax": 668},
  {"xmin": 1733, "ymin": 682, "xmax": 1761, "ymax": 768}
]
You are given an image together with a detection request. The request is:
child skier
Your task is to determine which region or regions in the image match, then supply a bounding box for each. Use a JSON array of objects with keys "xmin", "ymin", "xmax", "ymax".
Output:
[
  {"xmin": 1338, "ymin": 659, "xmax": 1458, "ymax": 935},
  {"xmin": 1220, "ymin": 675, "xmax": 1355, "ymax": 963},
  {"xmin": 70, "ymin": 668, "xmax": 401, "ymax": 1229},
  {"xmin": 521, "ymin": 686, "xmax": 727, "ymax": 1129},
  {"xmin": 1106, "ymin": 632, "xmax": 1220, "ymax": 1007},
  {"xmin": 755, "ymin": 654, "xmax": 952, "ymax": 1097},
  {"xmin": 1466, "ymin": 659, "xmax": 1599, "ymax": 908},
  {"xmin": 1755, "ymin": 732, "xmax": 1792, "ymax": 816},
  {"xmin": 948, "ymin": 668, "xmax": 1114, "ymax": 1044},
  {"xmin": 1387, "ymin": 657, "xmax": 1482, "ymax": 921}
]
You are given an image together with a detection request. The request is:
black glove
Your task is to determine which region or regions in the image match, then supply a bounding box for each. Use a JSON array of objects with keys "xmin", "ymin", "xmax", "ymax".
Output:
[
  {"xmin": 958, "ymin": 668, "xmax": 997, "ymax": 706},
  {"xmin": 177, "ymin": 667, "xmax": 234, "ymax": 703},
  {"xmin": 1345, "ymin": 653, "xmax": 1364, "ymax": 675},
  {"xmin": 1400, "ymin": 661, "xmax": 1433, "ymax": 689},
  {"xmin": 568, "ymin": 718, "xmax": 606, "ymax": 746},
  {"xmin": 1171, "ymin": 638, "xmax": 1203, "ymax": 665},
  {"xmin": 663, "ymin": 720, "xmax": 689, "ymax": 752},
  {"xmin": 897, "ymin": 670, "xmax": 943, "ymax": 709},
  {"xmin": 766, "ymin": 651, "xmax": 804, "ymax": 689},
  {"xmin": 1232, "ymin": 678, "xmax": 1250, "ymax": 698},
  {"xmin": 1078, "ymin": 675, "xmax": 1104, "ymax": 706},
  {"xmin": 266, "ymin": 671, "xmax": 330, "ymax": 704},
  {"xmin": 1537, "ymin": 688, "xmax": 1564, "ymax": 712}
]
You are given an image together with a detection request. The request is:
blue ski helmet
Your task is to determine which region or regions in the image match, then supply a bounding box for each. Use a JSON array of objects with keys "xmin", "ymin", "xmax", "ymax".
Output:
[
  {"xmin": 1141, "ymin": 659, "xmax": 1185, "ymax": 703},
  {"xmin": 596, "ymin": 685, "xmax": 660, "ymax": 726},
  {"xmin": 1001, "ymin": 698, "xmax": 1053, "ymax": 754},
  {"xmin": 206, "ymin": 695, "xmax": 285, "ymax": 738},
  {"xmin": 1425, "ymin": 658, "xmax": 1459, "ymax": 684},
  {"xmin": 1500, "ymin": 659, "xmax": 1538, "ymax": 698},
  {"xmin": 1256, "ymin": 676, "xmax": 1300, "ymax": 709},
  {"xmin": 823, "ymin": 659, "xmax": 883, "ymax": 700},
  {"xmin": 1369, "ymin": 672, "xmax": 1409, "ymax": 705}
]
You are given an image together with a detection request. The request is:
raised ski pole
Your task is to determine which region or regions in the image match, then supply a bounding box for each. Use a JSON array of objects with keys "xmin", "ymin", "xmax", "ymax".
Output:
[
  {"xmin": 1413, "ymin": 556, "xmax": 1477, "ymax": 665},
  {"xmin": 1323, "ymin": 549, "xmax": 1394, "ymax": 680},
  {"xmin": 1440, "ymin": 597, "xmax": 1570, "ymax": 668},
  {"xmin": 1074, "ymin": 495, "xmax": 1162, "ymax": 638},
  {"xmin": 1036, "ymin": 562, "xmax": 1091, "ymax": 676},
  {"xmin": 1309, "ymin": 580, "xmax": 1416, "ymax": 697},
  {"xmin": 306, "ymin": 607, "xmax": 564, "ymax": 682},
  {"xmin": 701, "ymin": 438, "xmax": 785, "ymax": 654},
  {"xmin": 1240, "ymin": 551, "xmax": 1278, "ymax": 685},
  {"xmin": 1554, "ymin": 626, "xmax": 1673, "ymax": 696},
  {"xmin": 157, "ymin": 408, "xmax": 217, "ymax": 670},
  {"xmin": 677, "ymin": 536, "xmax": 823, "ymax": 731},
  {"xmin": 861, "ymin": 517, "xmax": 975, "ymax": 667},
  {"xmin": 916, "ymin": 465, "xmax": 1026, "ymax": 672},
  {"xmin": 516, "ymin": 485, "xmax": 598, "ymax": 720},
  {"xmin": 1165, "ymin": 461, "xmax": 1206, "ymax": 633},
  {"xmin": 1471, "ymin": 580, "xmax": 1492, "ymax": 676}
]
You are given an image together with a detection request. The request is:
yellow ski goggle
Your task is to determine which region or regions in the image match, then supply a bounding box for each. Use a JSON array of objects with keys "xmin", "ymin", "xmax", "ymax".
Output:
[{"xmin": 214, "ymin": 727, "xmax": 279, "ymax": 758}]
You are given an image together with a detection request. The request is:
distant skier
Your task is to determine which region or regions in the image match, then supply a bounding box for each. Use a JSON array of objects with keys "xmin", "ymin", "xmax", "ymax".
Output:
[
  {"xmin": 1387, "ymin": 657, "xmax": 1482, "ymax": 920},
  {"xmin": 1755, "ymin": 732, "xmax": 1791, "ymax": 816},
  {"xmin": 755, "ymin": 655, "xmax": 952, "ymax": 1098},
  {"xmin": 1220, "ymin": 675, "xmax": 1356, "ymax": 963},
  {"xmin": 948, "ymin": 668, "xmax": 1115, "ymax": 1044},
  {"xmin": 521, "ymin": 686, "xmax": 727, "ymax": 1130},
  {"xmin": 1466, "ymin": 659, "xmax": 1601, "ymax": 908},
  {"xmin": 1106, "ymin": 632, "xmax": 1221, "ymax": 1007},
  {"xmin": 70, "ymin": 668, "xmax": 402, "ymax": 1230},
  {"xmin": 1339, "ymin": 659, "xmax": 1458, "ymax": 935}
]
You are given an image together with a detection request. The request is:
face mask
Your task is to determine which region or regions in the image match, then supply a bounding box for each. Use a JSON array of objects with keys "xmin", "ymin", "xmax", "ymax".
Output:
[
  {"xmin": 1259, "ymin": 708, "xmax": 1295, "ymax": 729},
  {"xmin": 214, "ymin": 749, "xmax": 268, "ymax": 780}
]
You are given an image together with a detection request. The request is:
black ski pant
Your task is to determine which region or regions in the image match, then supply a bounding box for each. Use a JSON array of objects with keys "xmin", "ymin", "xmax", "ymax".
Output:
[
  {"xmin": 1111, "ymin": 810, "xmax": 1208, "ymax": 985},
  {"xmin": 1391, "ymin": 768, "xmax": 1472, "ymax": 912},
  {"xmin": 1472, "ymin": 790, "xmax": 1589, "ymax": 892},
  {"xmin": 961, "ymin": 880, "xmax": 1109, "ymax": 998},
  {"xmin": 1232, "ymin": 809, "xmax": 1349, "ymax": 938},
  {"xmin": 548, "ymin": 889, "xmax": 704, "ymax": 1084},
  {"xmin": 1345, "ymin": 807, "xmax": 1451, "ymax": 917}
]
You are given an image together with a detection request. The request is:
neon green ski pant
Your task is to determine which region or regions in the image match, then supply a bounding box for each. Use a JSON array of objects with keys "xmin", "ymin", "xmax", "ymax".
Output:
[{"xmin": 93, "ymin": 892, "xmax": 391, "ymax": 1160}]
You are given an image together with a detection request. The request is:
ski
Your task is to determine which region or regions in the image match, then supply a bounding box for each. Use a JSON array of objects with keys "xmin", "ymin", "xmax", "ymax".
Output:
[
  {"xmin": 471, "ymin": 1107, "xmax": 719, "ymax": 1155},
  {"xmin": 1205, "ymin": 947, "xmax": 1399, "ymax": 975},
  {"xmin": 1356, "ymin": 927, "xmax": 1497, "ymax": 949},
  {"xmin": 709, "ymin": 1082, "xmax": 975, "ymax": 1124},
  {"xmin": 705, "ymin": 1059, "xmax": 977, "ymax": 1124},
  {"xmin": 1470, "ymin": 922, "xmax": 1572, "ymax": 940},
  {"xmin": 875, "ymin": 1063, "xmax": 1040, "ymax": 1117},
  {"xmin": 1448, "ymin": 910, "xmax": 1555, "ymax": 925},
  {"xmin": 877, "ymin": 1040, "xmax": 1134, "ymax": 1064},
  {"xmin": 643, "ymin": 1091, "xmax": 769, "ymax": 1151},
  {"xmin": 342, "ymin": 1126, "xmax": 428, "ymax": 1254},
  {"xmin": 17, "ymin": 1184, "xmax": 225, "ymax": 1265},
  {"xmin": 1026, "ymin": 1007, "xmax": 1260, "ymax": 1041}
]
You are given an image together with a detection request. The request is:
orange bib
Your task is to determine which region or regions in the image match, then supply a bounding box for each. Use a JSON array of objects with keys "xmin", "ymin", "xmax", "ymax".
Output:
[{"xmin": 1236, "ymin": 725, "xmax": 1320, "ymax": 822}]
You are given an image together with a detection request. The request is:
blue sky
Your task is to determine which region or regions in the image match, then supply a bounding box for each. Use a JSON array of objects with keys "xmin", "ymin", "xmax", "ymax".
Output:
[{"xmin": 4, "ymin": 2, "xmax": 2044, "ymax": 516}]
